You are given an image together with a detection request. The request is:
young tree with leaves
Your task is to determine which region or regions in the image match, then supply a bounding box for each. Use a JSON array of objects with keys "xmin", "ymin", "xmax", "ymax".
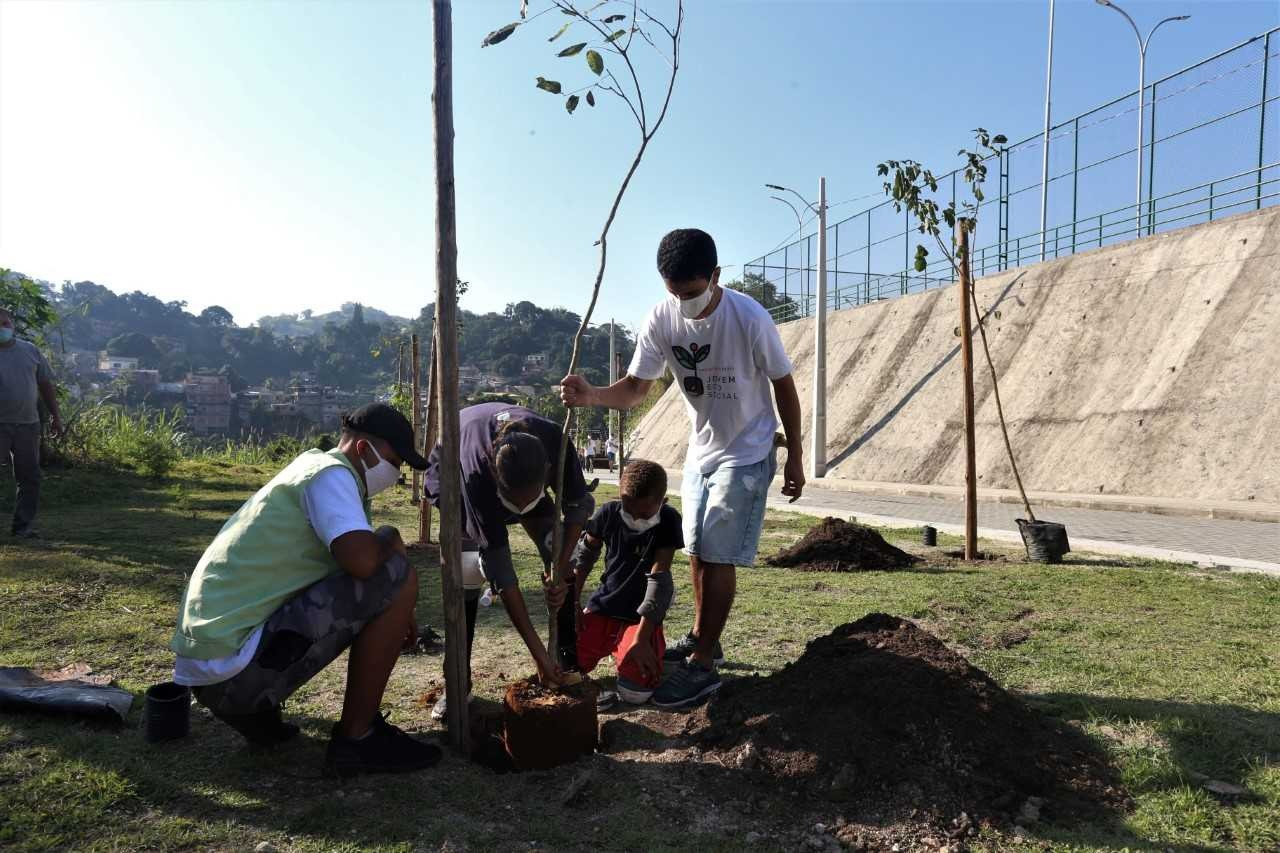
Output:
[
  {"xmin": 878, "ymin": 129, "xmax": 1037, "ymax": 531},
  {"xmin": 483, "ymin": 0, "xmax": 684, "ymax": 662}
]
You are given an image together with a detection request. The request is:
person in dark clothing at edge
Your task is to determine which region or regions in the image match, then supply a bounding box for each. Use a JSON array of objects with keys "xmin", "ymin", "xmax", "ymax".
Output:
[{"xmin": 424, "ymin": 402, "xmax": 594, "ymax": 720}]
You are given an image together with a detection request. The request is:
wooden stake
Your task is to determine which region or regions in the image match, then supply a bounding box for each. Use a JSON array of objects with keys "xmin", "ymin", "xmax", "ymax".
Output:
[
  {"xmin": 419, "ymin": 340, "xmax": 439, "ymax": 545},
  {"xmin": 957, "ymin": 223, "xmax": 978, "ymax": 560},
  {"xmin": 432, "ymin": 0, "xmax": 469, "ymax": 752},
  {"xmin": 411, "ymin": 333, "xmax": 421, "ymax": 504}
]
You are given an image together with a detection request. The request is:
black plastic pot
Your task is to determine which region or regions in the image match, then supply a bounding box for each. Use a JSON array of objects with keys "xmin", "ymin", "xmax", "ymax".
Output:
[
  {"xmin": 922, "ymin": 525, "xmax": 938, "ymax": 547},
  {"xmin": 1016, "ymin": 519, "xmax": 1071, "ymax": 564},
  {"xmin": 143, "ymin": 681, "xmax": 190, "ymax": 743}
]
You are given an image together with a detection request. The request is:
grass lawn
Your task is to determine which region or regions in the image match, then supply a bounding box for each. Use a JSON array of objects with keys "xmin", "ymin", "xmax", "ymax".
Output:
[{"xmin": 1, "ymin": 460, "xmax": 1277, "ymax": 852}]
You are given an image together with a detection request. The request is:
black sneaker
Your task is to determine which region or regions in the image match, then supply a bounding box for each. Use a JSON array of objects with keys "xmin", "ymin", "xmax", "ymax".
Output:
[
  {"xmin": 212, "ymin": 705, "xmax": 300, "ymax": 747},
  {"xmin": 662, "ymin": 632, "xmax": 725, "ymax": 666},
  {"xmin": 325, "ymin": 713, "xmax": 443, "ymax": 778}
]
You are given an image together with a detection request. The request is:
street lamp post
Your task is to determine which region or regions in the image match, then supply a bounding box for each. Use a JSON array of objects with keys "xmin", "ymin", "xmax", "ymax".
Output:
[
  {"xmin": 1095, "ymin": 0, "xmax": 1190, "ymax": 237},
  {"xmin": 764, "ymin": 180, "xmax": 828, "ymax": 479}
]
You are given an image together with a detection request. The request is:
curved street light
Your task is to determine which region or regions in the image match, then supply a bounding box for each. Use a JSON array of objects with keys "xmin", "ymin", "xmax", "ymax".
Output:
[{"xmin": 1095, "ymin": 0, "xmax": 1190, "ymax": 236}]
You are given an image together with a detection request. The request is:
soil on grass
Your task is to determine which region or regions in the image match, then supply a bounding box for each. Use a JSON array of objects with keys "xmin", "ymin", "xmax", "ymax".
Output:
[
  {"xmin": 502, "ymin": 677, "xmax": 599, "ymax": 772},
  {"xmin": 686, "ymin": 613, "xmax": 1129, "ymax": 841},
  {"xmin": 765, "ymin": 517, "xmax": 917, "ymax": 572}
]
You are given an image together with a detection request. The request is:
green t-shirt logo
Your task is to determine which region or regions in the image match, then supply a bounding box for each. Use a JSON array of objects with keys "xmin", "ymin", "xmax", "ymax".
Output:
[{"xmin": 672, "ymin": 342, "xmax": 711, "ymax": 396}]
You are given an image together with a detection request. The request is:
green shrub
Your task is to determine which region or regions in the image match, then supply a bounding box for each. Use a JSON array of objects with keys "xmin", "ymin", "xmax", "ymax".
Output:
[{"xmin": 58, "ymin": 403, "xmax": 185, "ymax": 478}]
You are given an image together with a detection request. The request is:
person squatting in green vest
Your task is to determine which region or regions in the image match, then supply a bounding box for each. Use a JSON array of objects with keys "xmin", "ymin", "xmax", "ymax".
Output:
[{"xmin": 171, "ymin": 403, "xmax": 438, "ymax": 778}]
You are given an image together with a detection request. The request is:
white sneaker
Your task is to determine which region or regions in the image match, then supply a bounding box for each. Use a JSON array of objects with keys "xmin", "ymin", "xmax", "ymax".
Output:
[{"xmin": 430, "ymin": 690, "xmax": 473, "ymax": 722}]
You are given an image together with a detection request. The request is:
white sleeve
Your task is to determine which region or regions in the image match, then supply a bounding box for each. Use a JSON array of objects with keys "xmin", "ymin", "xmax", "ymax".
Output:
[
  {"xmin": 627, "ymin": 305, "xmax": 668, "ymax": 381},
  {"xmin": 302, "ymin": 467, "xmax": 373, "ymax": 548},
  {"xmin": 751, "ymin": 307, "xmax": 793, "ymax": 380}
]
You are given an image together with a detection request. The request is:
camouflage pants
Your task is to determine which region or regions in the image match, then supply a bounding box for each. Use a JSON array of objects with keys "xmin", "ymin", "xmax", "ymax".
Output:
[{"xmin": 194, "ymin": 555, "xmax": 411, "ymax": 716}]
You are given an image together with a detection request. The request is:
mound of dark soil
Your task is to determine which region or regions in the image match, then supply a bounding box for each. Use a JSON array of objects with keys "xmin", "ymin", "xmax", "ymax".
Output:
[
  {"xmin": 765, "ymin": 517, "xmax": 916, "ymax": 571},
  {"xmin": 686, "ymin": 614, "xmax": 1127, "ymax": 833}
]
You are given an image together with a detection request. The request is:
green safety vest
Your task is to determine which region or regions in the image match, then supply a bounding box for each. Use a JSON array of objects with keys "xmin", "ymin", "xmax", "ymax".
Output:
[{"xmin": 170, "ymin": 449, "xmax": 370, "ymax": 660}]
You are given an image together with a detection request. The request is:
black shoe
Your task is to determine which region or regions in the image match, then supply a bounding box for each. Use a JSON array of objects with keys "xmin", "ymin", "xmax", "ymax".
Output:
[
  {"xmin": 212, "ymin": 705, "xmax": 300, "ymax": 747},
  {"xmin": 325, "ymin": 713, "xmax": 443, "ymax": 778},
  {"xmin": 662, "ymin": 632, "xmax": 725, "ymax": 666}
]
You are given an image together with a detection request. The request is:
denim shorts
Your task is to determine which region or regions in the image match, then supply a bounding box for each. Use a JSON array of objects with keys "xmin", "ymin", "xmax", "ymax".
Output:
[{"xmin": 681, "ymin": 450, "xmax": 776, "ymax": 567}]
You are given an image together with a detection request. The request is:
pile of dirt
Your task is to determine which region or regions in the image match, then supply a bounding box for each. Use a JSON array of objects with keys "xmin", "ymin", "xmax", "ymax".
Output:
[
  {"xmin": 686, "ymin": 614, "xmax": 1127, "ymax": 835},
  {"xmin": 765, "ymin": 517, "xmax": 917, "ymax": 572}
]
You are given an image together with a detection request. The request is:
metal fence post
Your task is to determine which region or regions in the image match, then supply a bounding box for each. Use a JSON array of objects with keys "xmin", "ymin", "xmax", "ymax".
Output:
[
  {"xmin": 1072, "ymin": 117, "xmax": 1080, "ymax": 253},
  {"xmin": 1258, "ymin": 31, "xmax": 1272, "ymax": 210},
  {"xmin": 1147, "ymin": 81, "xmax": 1158, "ymax": 235},
  {"xmin": 864, "ymin": 213, "xmax": 871, "ymax": 305},
  {"xmin": 902, "ymin": 208, "xmax": 909, "ymax": 295}
]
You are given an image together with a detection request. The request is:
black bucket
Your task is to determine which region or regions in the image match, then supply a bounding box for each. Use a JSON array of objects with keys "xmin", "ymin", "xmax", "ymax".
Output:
[
  {"xmin": 1016, "ymin": 519, "xmax": 1070, "ymax": 564},
  {"xmin": 922, "ymin": 525, "xmax": 938, "ymax": 547},
  {"xmin": 143, "ymin": 681, "xmax": 190, "ymax": 743}
]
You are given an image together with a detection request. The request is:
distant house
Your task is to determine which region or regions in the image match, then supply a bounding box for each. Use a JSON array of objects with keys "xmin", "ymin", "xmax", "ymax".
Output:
[
  {"xmin": 98, "ymin": 353, "xmax": 140, "ymax": 376},
  {"xmin": 523, "ymin": 353, "xmax": 548, "ymax": 372},
  {"xmin": 185, "ymin": 373, "xmax": 233, "ymax": 435}
]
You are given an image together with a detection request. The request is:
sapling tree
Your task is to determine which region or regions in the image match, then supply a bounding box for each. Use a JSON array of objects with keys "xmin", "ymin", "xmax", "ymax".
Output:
[
  {"xmin": 483, "ymin": 0, "xmax": 685, "ymax": 660},
  {"xmin": 878, "ymin": 130, "xmax": 1037, "ymax": 523}
]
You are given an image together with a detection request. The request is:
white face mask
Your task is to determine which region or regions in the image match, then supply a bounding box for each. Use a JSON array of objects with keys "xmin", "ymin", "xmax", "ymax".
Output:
[
  {"xmin": 620, "ymin": 508, "xmax": 661, "ymax": 533},
  {"xmin": 676, "ymin": 282, "xmax": 716, "ymax": 319},
  {"xmin": 360, "ymin": 443, "xmax": 401, "ymax": 497},
  {"xmin": 499, "ymin": 491, "xmax": 543, "ymax": 516}
]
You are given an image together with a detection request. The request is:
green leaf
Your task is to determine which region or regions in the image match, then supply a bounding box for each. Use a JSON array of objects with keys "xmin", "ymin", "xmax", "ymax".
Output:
[
  {"xmin": 548, "ymin": 22, "xmax": 572, "ymax": 42},
  {"xmin": 672, "ymin": 346, "xmax": 695, "ymax": 370},
  {"xmin": 481, "ymin": 22, "xmax": 519, "ymax": 47},
  {"xmin": 585, "ymin": 49, "xmax": 604, "ymax": 75},
  {"xmin": 605, "ymin": 28, "xmax": 627, "ymax": 42},
  {"xmin": 566, "ymin": 94, "xmax": 580, "ymax": 114},
  {"xmin": 992, "ymin": 134, "xmax": 1007, "ymax": 145},
  {"xmin": 694, "ymin": 345, "xmax": 711, "ymax": 364},
  {"xmin": 603, "ymin": 14, "xmax": 627, "ymax": 23},
  {"xmin": 558, "ymin": 42, "xmax": 587, "ymax": 57},
  {"xmin": 586, "ymin": 89, "xmax": 595, "ymax": 107},
  {"xmin": 535, "ymin": 76, "xmax": 563, "ymax": 94}
]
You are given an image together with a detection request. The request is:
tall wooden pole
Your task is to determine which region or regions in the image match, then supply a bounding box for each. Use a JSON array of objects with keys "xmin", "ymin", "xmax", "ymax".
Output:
[
  {"xmin": 411, "ymin": 333, "xmax": 422, "ymax": 504},
  {"xmin": 419, "ymin": 340, "xmax": 439, "ymax": 544},
  {"xmin": 957, "ymin": 223, "xmax": 978, "ymax": 560},
  {"xmin": 432, "ymin": 0, "xmax": 469, "ymax": 751}
]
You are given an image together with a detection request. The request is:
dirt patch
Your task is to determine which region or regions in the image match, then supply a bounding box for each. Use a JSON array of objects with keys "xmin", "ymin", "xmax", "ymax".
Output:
[
  {"xmin": 765, "ymin": 517, "xmax": 917, "ymax": 572},
  {"xmin": 686, "ymin": 613, "xmax": 1128, "ymax": 837},
  {"xmin": 502, "ymin": 677, "xmax": 598, "ymax": 771}
]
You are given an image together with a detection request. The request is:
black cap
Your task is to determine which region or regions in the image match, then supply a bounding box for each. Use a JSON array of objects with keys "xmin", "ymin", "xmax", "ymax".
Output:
[{"xmin": 342, "ymin": 403, "xmax": 429, "ymax": 470}]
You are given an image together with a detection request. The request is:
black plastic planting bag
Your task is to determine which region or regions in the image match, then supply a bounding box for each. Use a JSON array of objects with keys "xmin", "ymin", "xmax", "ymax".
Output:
[{"xmin": 0, "ymin": 664, "xmax": 134, "ymax": 723}]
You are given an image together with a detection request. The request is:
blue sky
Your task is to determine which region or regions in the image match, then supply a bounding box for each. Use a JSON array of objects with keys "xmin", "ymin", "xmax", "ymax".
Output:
[{"xmin": 1, "ymin": 0, "xmax": 1275, "ymax": 332}]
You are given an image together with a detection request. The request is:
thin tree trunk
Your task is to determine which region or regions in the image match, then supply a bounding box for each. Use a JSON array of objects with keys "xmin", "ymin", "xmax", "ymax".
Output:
[{"xmin": 432, "ymin": 0, "xmax": 469, "ymax": 752}]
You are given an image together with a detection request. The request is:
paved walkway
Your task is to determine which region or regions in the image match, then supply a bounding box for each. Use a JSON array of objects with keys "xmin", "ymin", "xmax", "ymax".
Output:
[{"xmin": 589, "ymin": 471, "xmax": 1279, "ymax": 576}]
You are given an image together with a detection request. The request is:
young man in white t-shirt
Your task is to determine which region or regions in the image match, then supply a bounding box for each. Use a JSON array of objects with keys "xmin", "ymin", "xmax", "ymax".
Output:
[{"xmin": 560, "ymin": 228, "xmax": 804, "ymax": 707}]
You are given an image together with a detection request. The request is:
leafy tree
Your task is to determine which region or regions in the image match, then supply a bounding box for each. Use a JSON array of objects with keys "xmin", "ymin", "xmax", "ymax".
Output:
[
  {"xmin": 494, "ymin": 353, "xmax": 524, "ymax": 379},
  {"xmin": 0, "ymin": 269, "xmax": 58, "ymax": 342},
  {"xmin": 726, "ymin": 272, "xmax": 798, "ymax": 322},
  {"xmin": 105, "ymin": 331, "xmax": 161, "ymax": 366},
  {"xmin": 199, "ymin": 305, "xmax": 235, "ymax": 327}
]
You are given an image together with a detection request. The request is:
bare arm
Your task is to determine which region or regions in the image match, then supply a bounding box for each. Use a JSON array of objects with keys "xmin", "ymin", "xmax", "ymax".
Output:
[
  {"xmin": 330, "ymin": 525, "xmax": 404, "ymax": 579},
  {"xmin": 771, "ymin": 375, "xmax": 806, "ymax": 501},
  {"xmin": 498, "ymin": 586, "xmax": 560, "ymax": 684},
  {"xmin": 38, "ymin": 379, "xmax": 62, "ymax": 434},
  {"xmin": 560, "ymin": 374, "xmax": 652, "ymax": 411}
]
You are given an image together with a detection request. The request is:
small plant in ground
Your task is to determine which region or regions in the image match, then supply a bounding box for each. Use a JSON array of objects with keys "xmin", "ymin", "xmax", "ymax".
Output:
[{"xmin": 878, "ymin": 130, "xmax": 1037, "ymax": 523}]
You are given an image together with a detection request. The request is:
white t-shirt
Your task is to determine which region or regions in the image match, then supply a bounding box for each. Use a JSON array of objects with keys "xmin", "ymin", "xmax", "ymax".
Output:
[
  {"xmin": 172, "ymin": 466, "xmax": 373, "ymax": 687},
  {"xmin": 629, "ymin": 287, "xmax": 792, "ymax": 475}
]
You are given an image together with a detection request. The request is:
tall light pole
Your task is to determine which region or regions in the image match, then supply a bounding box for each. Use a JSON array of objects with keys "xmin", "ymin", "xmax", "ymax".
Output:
[
  {"xmin": 1095, "ymin": 0, "xmax": 1190, "ymax": 237},
  {"xmin": 1039, "ymin": 0, "xmax": 1056, "ymax": 261},
  {"xmin": 765, "ymin": 180, "xmax": 828, "ymax": 479}
]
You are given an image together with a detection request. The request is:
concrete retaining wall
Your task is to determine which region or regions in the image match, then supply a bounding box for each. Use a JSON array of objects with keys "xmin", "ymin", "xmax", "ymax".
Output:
[{"xmin": 629, "ymin": 206, "xmax": 1280, "ymax": 508}]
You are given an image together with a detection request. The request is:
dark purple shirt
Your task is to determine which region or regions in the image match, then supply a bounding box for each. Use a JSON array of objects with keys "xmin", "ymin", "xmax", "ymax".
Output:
[{"xmin": 425, "ymin": 403, "xmax": 588, "ymax": 552}]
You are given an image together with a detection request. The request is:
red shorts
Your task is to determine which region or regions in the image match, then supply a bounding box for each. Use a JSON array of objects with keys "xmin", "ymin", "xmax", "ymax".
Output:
[{"xmin": 576, "ymin": 610, "xmax": 665, "ymax": 689}]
